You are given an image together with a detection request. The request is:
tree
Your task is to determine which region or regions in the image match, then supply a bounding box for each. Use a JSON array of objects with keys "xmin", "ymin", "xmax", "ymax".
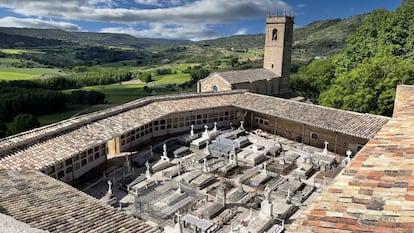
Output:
[
  {"xmin": 227, "ymin": 56, "xmax": 239, "ymax": 67},
  {"xmin": 7, "ymin": 114, "xmax": 40, "ymax": 135},
  {"xmin": 319, "ymin": 47, "xmax": 414, "ymax": 115},
  {"xmin": 290, "ymin": 58, "xmax": 335, "ymax": 103},
  {"xmin": 294, "ymin": 1, "xmax": 414, "ymax": 116},
  {"xmin": 139, "ymin": 72, "xmax": 152, "ymax": 83},
  {"xmin": 67, "ymin": 90, "xmax": 105, "ymax": 105},
  {"xmin": 190, "ymin": 68, "xmax": 210, "ymax": 82}
]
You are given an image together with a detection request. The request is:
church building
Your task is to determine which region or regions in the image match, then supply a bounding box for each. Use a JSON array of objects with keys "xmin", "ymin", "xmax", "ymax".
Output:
[{"xmin": 198, "ymin": 15, "xmax": 294, "ymax": 95}]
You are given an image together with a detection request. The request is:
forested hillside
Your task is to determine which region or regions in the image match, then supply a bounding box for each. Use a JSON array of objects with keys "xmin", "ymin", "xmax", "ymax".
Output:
[
  {"xmin": 197, "ymin": 15, "xmax": 365, "ymax": 64},
  {"xmin": 0, "ymin": 27, "xmax": 188, "ymax": 48},
  {"xmin": 291, "ymin": 0, "xmax": 414, "ymax": 116}
]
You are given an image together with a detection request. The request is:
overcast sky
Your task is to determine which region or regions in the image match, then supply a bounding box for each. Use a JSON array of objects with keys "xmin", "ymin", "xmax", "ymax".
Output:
[{"xmin": 0, "ymin": 0, "xmax": 402, "ymax": 41}]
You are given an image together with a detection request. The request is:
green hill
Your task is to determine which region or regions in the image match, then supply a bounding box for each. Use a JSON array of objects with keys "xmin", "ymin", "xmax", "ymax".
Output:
[
  {"xmin": 293, "ymin": 14, "xmax": 367, "ymax": 61},
  {"xmin": 196, "ymin": 34, "xmax": 265, "ymax": 50},
  {"xmin": 0, "ymin": 14, "xmax": 365, "ymax": 60},
  {"xmin": 0, "ymin": 27, "xmax": 188, "ymax": 48},
  {"xmin": 195, "ymin": 14, "xmax": 366, "ymax": 63},
  {"xmin": 0, "ymin": 32, "xmax": 70, "ymax": 48}
]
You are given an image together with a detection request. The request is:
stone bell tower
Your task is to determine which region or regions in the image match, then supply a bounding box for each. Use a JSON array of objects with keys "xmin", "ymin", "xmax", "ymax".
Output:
[{"xmin": 263, "ymin": 15, "xmax": 294, "ymax": 94}]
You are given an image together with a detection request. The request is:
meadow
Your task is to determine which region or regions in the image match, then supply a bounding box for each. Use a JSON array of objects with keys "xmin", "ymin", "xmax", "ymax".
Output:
[
  {"xmin": 0, "ymin": 48, "xmax": 44, "ymax": 55},
  {"xmin": 0, "ymin": 44, "xmax": 250, "ymax": 130},
  {"xmin": 0, "ymin": 67, "xmax": 63, "ymax": 80},
  {"xmin": 0, "ymin": 57, "xmax": 63, "ymax": 80}
]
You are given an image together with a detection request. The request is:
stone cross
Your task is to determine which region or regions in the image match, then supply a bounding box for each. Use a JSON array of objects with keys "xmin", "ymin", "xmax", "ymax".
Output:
[
  {"xmin": 190, "ymin": 124, "xmax": 194, "ymax": 136},
  {"xmin": 203, "ymin": 158, "xmax": 208, "ymax": 173},
  {"xmin": 322, "ymin": 141, "xmax": 329, "ymax": 155},
  {"xmin": 346, "ymin": 150, "xmax": 352, "ymax": 159},
  {"xmin": 233, "ymin": 145, "xmax": 238, "ymax": 165},
  {"xmin": 202, "ymin": 125, "xmax": 209, "ymax": 139},
  {"xmin": 252, "ymin": 138, "xmax": 258, "ymax": 152},
  {"xmin": 287, "ymin": 188, "xmax": 291, "ymax": 204},
  {"xmin": 163, "ymin": 143, "xmax": 168, "ymax": 157},
  {"xmin": 107, "ymin": 179, "xmax": 113, "ymax": 195},
  {"xmin": 239, "ymin": 121, "xmax": 245, "ymax": 131},
  {"xmin": 174, "ymin": 211, "xmax": 183, "ymax": 233},
  {"xmin": 176, "ymin": 180, "xmax": 183, "ymax": 194},
  {"xmin": 145, "ymin": 161, "xmax": 152, "ymax": 179},
  {"xmin": 342, "ymin": 150, "xmax": 353, "ymax": 167},
  {"xmin": 204, "ymin": 141, "xmax": 210, "ymax": 155}
]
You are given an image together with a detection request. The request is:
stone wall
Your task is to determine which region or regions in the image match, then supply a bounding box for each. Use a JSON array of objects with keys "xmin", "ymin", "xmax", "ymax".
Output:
[
  {"xmin": 248, "ymin": 111, "xmax": 368, "ymax": 156},
  {"xmin": 198, "ymin": 74, "xmax": 232, "ymax": 92}
]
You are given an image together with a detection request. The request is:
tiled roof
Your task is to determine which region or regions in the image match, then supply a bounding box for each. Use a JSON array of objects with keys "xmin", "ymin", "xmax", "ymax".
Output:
[
  {"xmin": 0, "ymin": 91, "xmax": 389, "ymax": 171},
  {"xmin": 0, "ymin": 170, "xmax": 160, "ymax": 233},
  {"xmin": 0, "ymin": 213, "xmax": 46, "ymax": 233},
  {"xmin": 233, "ymin": 93, "xmax": 390, "ymax": 139},
  {"xmin": 0, "ymin": 91, "xmax": 245, "ymax": 154},
  {"xmin": 202, "ymin": 68, "xmax": 278, "ymax": 84},
  {"xmin": 0, "ymin": 92, "xmax": 242, "ymax": 170},
  {"xmin": 289, "ymin": 85, "xmax": 414, "ymax": 232}
]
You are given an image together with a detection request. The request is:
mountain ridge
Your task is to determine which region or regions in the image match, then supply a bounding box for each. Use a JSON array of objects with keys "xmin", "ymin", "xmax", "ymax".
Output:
[
  {"xmin": 0, "ymin": 14, "xmax": 367, "ymax": 63},
  {"xmin": 0, "ymin": 27, "xmax": 189, "ymax": 48}
]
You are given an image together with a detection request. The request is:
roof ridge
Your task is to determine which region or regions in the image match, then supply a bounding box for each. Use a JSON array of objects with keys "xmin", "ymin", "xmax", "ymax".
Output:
[{"xmin": 243, "ymin": 92, "xmax": 390, "ymax": 119}]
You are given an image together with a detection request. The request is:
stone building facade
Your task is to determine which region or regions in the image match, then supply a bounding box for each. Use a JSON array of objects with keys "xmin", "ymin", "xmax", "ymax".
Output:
[
  {"xmin": 0, "ymin": 91, "xmax": 388, "ymax": 183},
  {"xmin": 198, "ymin": 15, "xmax": 294, "ymax": 95},
  {"xmin": 197, "ymin": 68, "xmax": 281, "ymax": 95}
]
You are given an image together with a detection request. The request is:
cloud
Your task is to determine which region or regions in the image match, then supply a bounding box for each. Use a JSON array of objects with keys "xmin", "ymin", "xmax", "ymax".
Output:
[
  {"xmin": 0, "ymin": 0, "xmax": 292, "ymax": 40},
  {"xmin": 233, "ymin": 28, "xmax": 248, "ymax": 35},
  {"xmin": 134, "ymin": 0, "xmax": 186, "ymax": 7},
  {"xmin": 101, "ymin": 23, "xmax": 220, "ymax": 41},
  {"xmin": 0, "ymin": 0, "xmax": 292, "ymax": 24},
  {"xmin": 134, "ymin": 0, "xmax": 163, "ymax": 6},
  {"xmin": 0, "ymin": 16, "xmax": 81, "ymax": 31}
]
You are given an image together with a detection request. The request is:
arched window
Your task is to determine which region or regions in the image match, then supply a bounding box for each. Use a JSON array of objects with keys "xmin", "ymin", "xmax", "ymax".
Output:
[
  {"xmin": 212, "ymin": 85, "xmax": 218, "ymax": 92},
  {"xmin": 272, "ymin": 28, "xmax": 278, "ymax": 41}
]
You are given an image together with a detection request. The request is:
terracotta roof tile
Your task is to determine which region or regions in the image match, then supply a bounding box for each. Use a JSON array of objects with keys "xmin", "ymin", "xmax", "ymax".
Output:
[
  {"xmin": 0, "ymin": 170, "xmax": 160, "ymax": 233},
  {"xmin": 233, "ymin": 93, "xmax": 389, "ymax": 140},
  {"xmin": 0, "ymin": 91, "xmax": 389, "ymax": 173},
  {"xmin": 289, "ymin": 85, "xmax": 414, "ymax": 232}
]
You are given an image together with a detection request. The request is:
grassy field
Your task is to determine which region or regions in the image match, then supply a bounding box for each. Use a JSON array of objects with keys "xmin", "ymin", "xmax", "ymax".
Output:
[
  {"xmin": 132, "ymin": 62, "xmax": 199, "ymax": 72},
  {"xmin": 0, "ymin": 67, "xmax": 63, "ymax": 80},
  {"xmin": 37, "ymin": 104, "xmax": 112, "ymax": 125},
  {"xmin": 0, "ymin": 58, "xmax": 21, "ymax": 65},
  {"xmin": 0, "ymin": 49, "xmax": 44, "ymax": 55},
  {"xmin": 81, "ymin": 83, "xmax": 195, "ymax": 104},
  {"xmin": 37, "ymin": 83, "xmax": 196, "ymax": 126},
  {"xmin": 82, "ymin": 84, "xmax": 147, "ymax": 104},
  {"xmin": 0, "ymin": 71, "xmax": 36, "ymax": 80},
  {"xmin": 151, "ymin": 73, "xmax": 190, "ymax": 85}
]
